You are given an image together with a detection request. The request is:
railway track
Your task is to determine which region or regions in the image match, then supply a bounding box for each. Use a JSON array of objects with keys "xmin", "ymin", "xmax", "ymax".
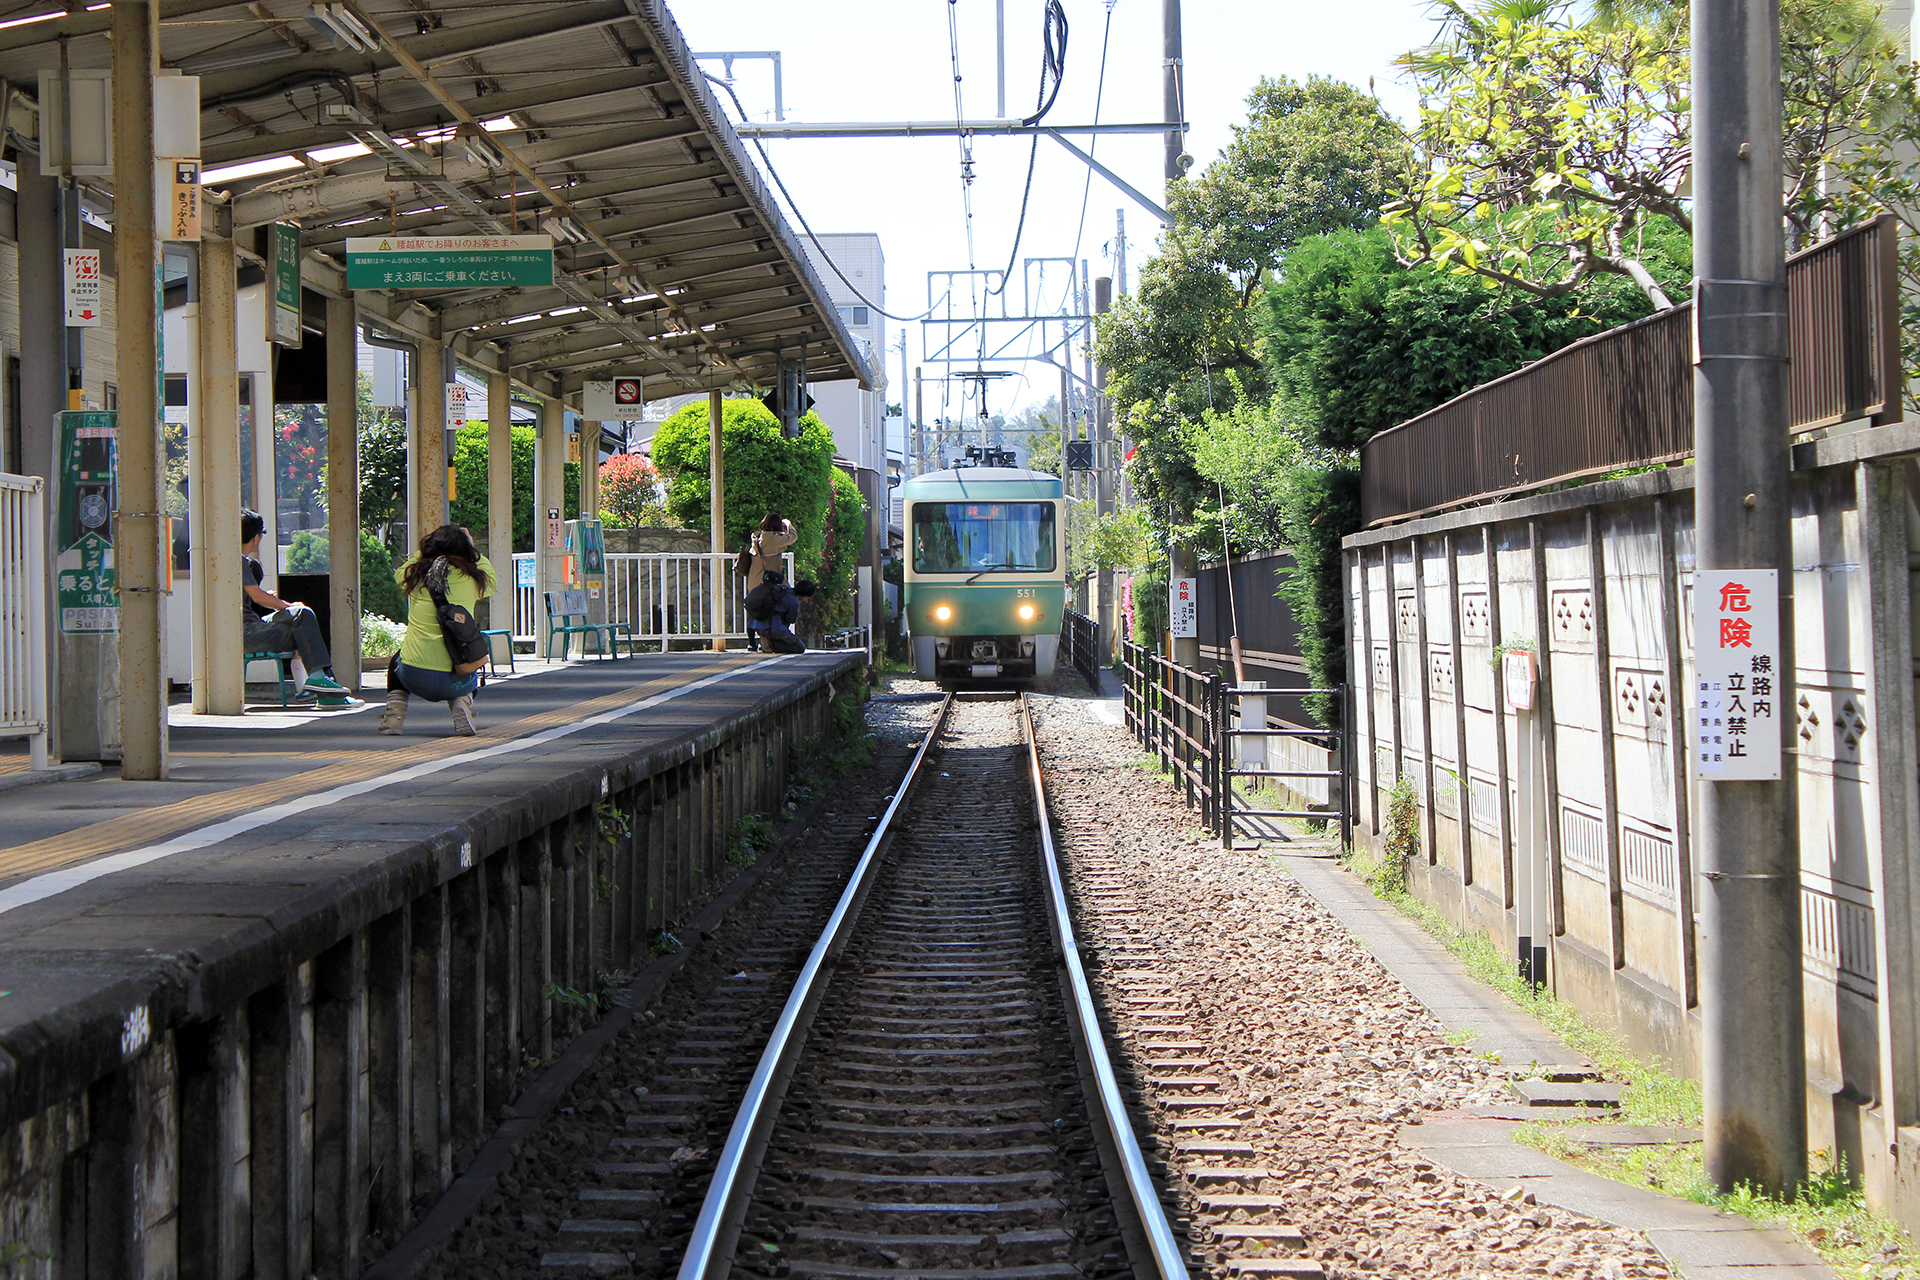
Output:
[{"xmin": 676, "ymin": 693, "xmax": 1186, "ymax": 1280}]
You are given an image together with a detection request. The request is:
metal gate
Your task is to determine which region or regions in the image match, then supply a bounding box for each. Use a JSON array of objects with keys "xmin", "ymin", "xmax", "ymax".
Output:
[{"xmin": 1119, "ymin": 640, "xmax": 1350, "ymax": 849}]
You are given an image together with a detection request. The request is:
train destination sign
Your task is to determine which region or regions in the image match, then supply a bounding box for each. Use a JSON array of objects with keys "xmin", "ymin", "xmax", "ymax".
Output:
[{"xmin": 345, "ymin": 235, "xmax": 554, "ymax": 290}]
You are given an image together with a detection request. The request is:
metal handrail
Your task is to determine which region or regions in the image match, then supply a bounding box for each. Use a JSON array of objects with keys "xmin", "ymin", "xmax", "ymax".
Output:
[
  {"xmin": 676, "ymin": 694, "xmax": 955, "ymax": 1280},
  {"xmin": 1019, "ymin": 697, "xmax": 1190, "ymax": 1280}
]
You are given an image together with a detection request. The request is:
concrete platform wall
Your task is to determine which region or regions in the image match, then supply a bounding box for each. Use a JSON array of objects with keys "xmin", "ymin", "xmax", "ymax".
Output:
[
  {"xmin": 0, "ymin": 666, "xmax": 849, "ymax": 1278},
  {"xmin": 1343, "ymin": 421, "xmax": 1920, "ymax": 1230}
]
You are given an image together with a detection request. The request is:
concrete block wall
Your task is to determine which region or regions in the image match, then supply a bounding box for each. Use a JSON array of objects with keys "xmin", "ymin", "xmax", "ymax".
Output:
[
  {"xmin": 0, "ymin": 673, "xmax": 841, "ymax": 1278},
  {"xmin": 1343, "ymin": 422, "xmax": 1920, "ymax": 1229}
]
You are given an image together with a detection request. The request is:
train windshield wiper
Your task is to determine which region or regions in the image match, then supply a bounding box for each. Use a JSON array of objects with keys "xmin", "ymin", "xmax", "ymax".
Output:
[{"xmin": 964, "ymin": 563, "xmax": 1022, "ymax": 584}]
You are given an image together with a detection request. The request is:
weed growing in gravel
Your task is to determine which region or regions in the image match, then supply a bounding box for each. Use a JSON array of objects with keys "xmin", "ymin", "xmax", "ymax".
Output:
[
  {"xmin": 1517, "ymin": 1127, "xmax": 1917, "ymax": 1277},
  {"xmin": 1375, "ymin": 776, "xmax": 1418, "ymax": 894},
  {"xmin": 1371, "ymin": 887, "xmax": 1920, "ymax": 1276}
]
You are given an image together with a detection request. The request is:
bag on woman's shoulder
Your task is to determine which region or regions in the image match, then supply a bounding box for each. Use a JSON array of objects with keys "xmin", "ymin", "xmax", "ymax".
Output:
[
  {"xmin": 427, "ymin": 557, "xmax": 490, "ymax": 675},
  {"xmin": 735, "ymin": 544, "xmax": 754, "ymax": 580}
]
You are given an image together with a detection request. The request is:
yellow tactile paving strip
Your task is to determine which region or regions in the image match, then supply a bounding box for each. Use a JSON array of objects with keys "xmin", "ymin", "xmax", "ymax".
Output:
[{"xmin": 0, "ymin": 659, "xmax": 742, "ymax": 886}]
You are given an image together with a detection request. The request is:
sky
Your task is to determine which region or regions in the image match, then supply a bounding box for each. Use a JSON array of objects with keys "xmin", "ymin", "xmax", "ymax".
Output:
[{"xmin": 671, "ymin": 0, "xmax": 1443, "ymax": 424}]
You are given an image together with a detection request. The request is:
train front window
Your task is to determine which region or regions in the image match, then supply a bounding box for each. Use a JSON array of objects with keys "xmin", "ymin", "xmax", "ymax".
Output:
[{"xmin": 912, "ymin": 502, "xmax": 1055, "ymax": 573}]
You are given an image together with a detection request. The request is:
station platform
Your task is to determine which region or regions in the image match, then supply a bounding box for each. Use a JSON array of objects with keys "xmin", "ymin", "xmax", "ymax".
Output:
[{"xmin": 0, "ymin": 649, "xmax": 861, "ymax": 1161}]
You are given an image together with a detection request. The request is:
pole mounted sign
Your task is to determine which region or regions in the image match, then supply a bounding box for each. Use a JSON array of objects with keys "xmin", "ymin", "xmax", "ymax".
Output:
[
  {"xmin": 267, "ymin": 222, "xmax": 302, "ymax": 347},
  {"xmin": 63, "ymin": 249, "xmax": 102, "ymax": 326},
  {"xmin": 1693, "ymin": 569, "xmax": 1781, "ymax": 780},
  {"xmin": 345, "ymin": 235, "xmax": 555, "ymax": 290},
  {"xmin": 1170, "ymin": 576, "xmax": 1197, "ymax": 638},
  {"xmin": 581, "ymin": 377, "xmax": 645, "ymax": 420}
]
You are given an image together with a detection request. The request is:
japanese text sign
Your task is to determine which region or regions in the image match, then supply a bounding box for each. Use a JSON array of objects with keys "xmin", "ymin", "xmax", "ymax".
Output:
[
  {"xmin": 1693, "ymin": 568, "xmax": 1780, "ymax": 780},
  {"xmin": 1170, "ymin": 577, "xmax": 1197, "ymax": 638},
  {"xmin": 63, "ymin": 249, "xmax": 101, "ymax": 326},
  {"xmin": 1503, "ymin": 649, "xmax": 1537, "ymax": 712}
]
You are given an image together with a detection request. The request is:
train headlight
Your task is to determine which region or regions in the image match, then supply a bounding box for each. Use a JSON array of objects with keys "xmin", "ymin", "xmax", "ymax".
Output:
[
  {"xmin": 1017, "ymin": 604, "xmax": 1036, "ymax": 621},
  {"xmin": 934, "ymin": 605, "xmax": 952, "ymax": 622}
]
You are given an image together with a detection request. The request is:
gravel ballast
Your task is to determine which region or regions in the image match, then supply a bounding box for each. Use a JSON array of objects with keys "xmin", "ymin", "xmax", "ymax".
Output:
[{"xmin": 1027, "ymin": 690, "xmax": 1674, "ymax": 1280}]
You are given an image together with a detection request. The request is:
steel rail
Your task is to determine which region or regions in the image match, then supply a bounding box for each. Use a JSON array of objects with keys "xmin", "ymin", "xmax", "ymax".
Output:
[
  {"xmin": 675, "ymin": 693, "xmax": 955, "ymax": 1280},
  {"xmin": 1018, "ymin": 694, "xmax": 1191, "ymax": 1280}
]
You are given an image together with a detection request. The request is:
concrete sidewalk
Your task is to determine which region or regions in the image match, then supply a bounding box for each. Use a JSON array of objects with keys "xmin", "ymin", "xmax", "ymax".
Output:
[{"xmin": 1272, "ymin": 845, "xmax": 1836, "ymax": 1280}]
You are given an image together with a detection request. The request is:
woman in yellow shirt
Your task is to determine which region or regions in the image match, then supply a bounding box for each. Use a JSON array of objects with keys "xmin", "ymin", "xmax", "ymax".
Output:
[{"xmin": 379, "ymin": 525, "xmax": 497, "ymax": 737}]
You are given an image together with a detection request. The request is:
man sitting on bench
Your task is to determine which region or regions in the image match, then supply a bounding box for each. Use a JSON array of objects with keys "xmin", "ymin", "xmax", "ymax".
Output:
[{"xmin": 242, "ymin": 509, "xmax": 348, "ymax": 702}]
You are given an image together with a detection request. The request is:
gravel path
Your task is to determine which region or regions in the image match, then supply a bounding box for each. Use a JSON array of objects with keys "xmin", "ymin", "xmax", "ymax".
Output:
[{"xmin": 1027, "ymin": 692, "xmax": 1673, "ymax": 1280}]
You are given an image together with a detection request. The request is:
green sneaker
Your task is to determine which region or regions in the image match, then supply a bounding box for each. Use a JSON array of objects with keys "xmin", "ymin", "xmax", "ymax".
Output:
[{"xmin": 302, "ymin": 672, "xmax": 347, "ymax": 695}]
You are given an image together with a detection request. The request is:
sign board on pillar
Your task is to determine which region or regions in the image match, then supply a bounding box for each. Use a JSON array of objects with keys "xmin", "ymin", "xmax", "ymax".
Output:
[
  {"xmin": 1503, "ymin": 649, "xmax": 1537, "ymax": 711},
  {"xmin": 63, "ymin": 250, "xmax": 102, "ymax": 327},
  {"xmin": 165, "ymin": 160, "xmax": 201, "ymax": 241},
  {"xmin": 445, "ymin": 382, "xmax": 471, "ymax": 423},
  {"xmin": 567, "ymin": 433, "xmax": 582, "ymax": 465},
  {"xmin": 343, "ymin": 236, "xmax": 555, "ymax": 290},
  {"xmin": 1170, "ymin": 576, "xmax": 1197, "ymax": 638},
  {"xmin": 546, "ymin": 506, "xmax": 564, "ymax": 550},
  {"xmin": 581, "ymin": 377, "xmax": 645, "ymax": 420},
  {"xmin": 266, "ymin": 222, "xmax": 302, "ymax": 347},
  {"xmin": 56, "ymin": 412, "xmax": 118, "ymax": 633},
  {"xmin": 1693, "ymin": 568, "xmax": 1781, "ymax": 780},
  {"xmin": 38, "ymin": 69, "xmax": 113, "ymax": 175}
]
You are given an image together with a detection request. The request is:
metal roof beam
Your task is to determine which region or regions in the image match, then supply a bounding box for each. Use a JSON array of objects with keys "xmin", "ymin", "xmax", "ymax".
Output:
[
  {"xmin": 202, "ymin": 66, "xmax": 671, "ymax": 166},
  {"xmin": 298, "ymin": 160, "xmax": 733, "ymax": 249},
  {"xmin": 228, "ymin": 117, "xmax": 701, "ymax": 227},
  {"xmin": 0, "ymin": 0, "xmax": 232, "ymax": 55},
  {"xmin": 193, "ymin": 0, "xmax": 640, "ymax": 102}
]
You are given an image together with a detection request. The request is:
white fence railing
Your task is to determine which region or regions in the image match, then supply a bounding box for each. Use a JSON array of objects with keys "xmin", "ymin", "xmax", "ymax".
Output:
[
  {"xmin": 510, "ymin": 552, "xmax": 796, "ymax": 647},
  {"xmin": 0, "ymin": 473, "xmax": 48, "ymax": 768}
]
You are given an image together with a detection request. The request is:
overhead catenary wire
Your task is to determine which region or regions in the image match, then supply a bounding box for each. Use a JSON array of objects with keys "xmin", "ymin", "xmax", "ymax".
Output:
[
  {"xmin": 986, "ymin": 0, "xmax": 1068, "ymax": 299},
  {"xmin": 703, "ymin": 72, "xmax": 947, "ymax": 325}
]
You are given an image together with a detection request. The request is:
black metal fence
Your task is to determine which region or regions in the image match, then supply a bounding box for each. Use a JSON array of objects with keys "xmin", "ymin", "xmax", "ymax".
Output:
[
  {"xmin": 1061, "ymin": 608, "xmax": 1101, "ymax": 691},
  {"xmin": 1360, "ymin": 215, "xmax": 1903, "ymax": 525},
  {"xmin": 1119, "ymin": 639, "xmax": 1351, "ymax": 848}
]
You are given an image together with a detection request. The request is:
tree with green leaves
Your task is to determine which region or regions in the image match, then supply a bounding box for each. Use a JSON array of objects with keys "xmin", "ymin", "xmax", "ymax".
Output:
[
  {"xmin": 357, "ymin": 373, "xmax": 408, "ymax": 549},
  {"xmin": 1388, "ymin": 0, "xmax": 1906, "ymax": 307},
  {"xmin": 1095, "ymin": 74, "xmax": 1407, "ymax": 538}
]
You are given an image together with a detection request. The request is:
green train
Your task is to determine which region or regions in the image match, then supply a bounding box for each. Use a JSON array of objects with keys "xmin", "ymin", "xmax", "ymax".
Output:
[{"xmin": 901, "ymin": 462, "xmax": 1067, "ymax": 682}]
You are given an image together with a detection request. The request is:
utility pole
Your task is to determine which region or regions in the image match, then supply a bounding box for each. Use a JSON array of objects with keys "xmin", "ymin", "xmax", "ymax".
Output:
[
  {"xmin": 1162, "ymin": 0, "xmax": 1197, "ymax": 664},
  {"xmin": 912, "ymin": 367, "xmax": 923, "ymax": 478},
  {"xmin": 1693, "ymin": 0, "xmax": 1805, "ymax": 1198},
  {"xmin": 1163, "ymin": 0, "xmax": 1186, "ymax": 187},
  {"xmin": 1094, "ymin": 277, "xmax": 1115, "ymax": 665},
  {"xmin": 1115, "ymin": 208, "xmax": 1128, "ymax": 297}
]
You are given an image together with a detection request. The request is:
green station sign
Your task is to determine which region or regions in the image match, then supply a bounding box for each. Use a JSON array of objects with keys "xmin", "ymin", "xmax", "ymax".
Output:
[
  {"xmin": 345, "ymin": 235, "xmax": 555, "ymax": 290},
  {"xmin": 55, "ymin": 410, "xmax": 117, "ymax": 634}
]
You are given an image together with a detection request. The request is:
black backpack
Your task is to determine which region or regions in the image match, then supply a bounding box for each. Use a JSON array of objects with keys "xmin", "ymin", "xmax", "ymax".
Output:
[
  {"xmin": 744, "ymin": 581, "xmax": 781, "ymax": 624},
  {"xmin": 427, "ymin": 557, "xmax": 490, "ymax": 675}
]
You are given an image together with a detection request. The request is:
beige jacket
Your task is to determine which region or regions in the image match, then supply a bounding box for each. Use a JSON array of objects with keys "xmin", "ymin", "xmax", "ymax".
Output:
[{"xmin": 744, "ymin": 520, "xmax": 797, "ymax": 586}]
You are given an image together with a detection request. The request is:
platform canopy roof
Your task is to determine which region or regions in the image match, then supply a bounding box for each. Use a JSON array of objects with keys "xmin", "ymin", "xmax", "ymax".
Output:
[{"xmin": 0, "ymin": 0, "xmax": 872, "ymax": 399}]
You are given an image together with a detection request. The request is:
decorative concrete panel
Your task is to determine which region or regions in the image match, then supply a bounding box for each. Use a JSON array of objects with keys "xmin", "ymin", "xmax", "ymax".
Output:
[
  {"xmin": 1802, "ymin": 884, "xmax": 1877, "ymax": 997},
  {"xmin": 1613, "ymin": 667, "xmax": 1671, "ymax": 738},
  {"xmin": 1620, "ymin": 821, "xmax": 1677, "ymax": 902},
  {"xmin": 1429, "ymin": 647, "xmax": 1456, "ymax": 701},
  {"xmin": 1560, "ymin": 801, "xmax": 1608, "ymax": 884},
  {"xmin": 1550, "ymin": 588, "xmax": 1597, "ymax": 649},
  {"xmin": 1468, "ymin": 773, "xmax": 1501, "ymax": 835},
  {"xmin": 1461, "ymin": 591, "xmax": 1491, "ymax": 641},
  {"xmin": 1371, "ymin": 644, "xmax": 1390, "ymax": 691}
]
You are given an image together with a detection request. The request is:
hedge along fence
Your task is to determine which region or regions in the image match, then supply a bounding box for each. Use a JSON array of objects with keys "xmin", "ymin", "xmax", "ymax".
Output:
[{"xmin": 651, "ymin": 398, "xmax": 867, "ymax": 627}]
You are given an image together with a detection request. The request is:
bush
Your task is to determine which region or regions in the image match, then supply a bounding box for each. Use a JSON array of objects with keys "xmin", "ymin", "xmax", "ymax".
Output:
[
  {"xmin": 651, "ymin": 397, "xmax": 837, "ymax": 581},
  {"xmin": 1132, "ymin": 563, "xmax": 1169, "ymax": 647},
  {"xmin": 600, "ymin": 453, "xmax": 671, "ymax": 528},
  {"xmin": 284, "ymin": 530, "xmax": 328, "ymax": 573},
  {"xmin": 1275, "ymin": 465, "xmax": 1361, "ymax": 725},
  {"xmin": 816, "ymin": 466, "xmax": 867, "ymax": 630},
  {"xmin": 360, "ymin": 611, "xmax": 404, "ymax": 659},
  {"xmin": 360, "ymin": 530, "xmax": 406, "ymax": 622}
]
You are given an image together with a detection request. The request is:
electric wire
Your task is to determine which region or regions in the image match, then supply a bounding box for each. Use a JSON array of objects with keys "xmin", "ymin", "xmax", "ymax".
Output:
[
  {"xmin": 986, "ymin": 0, "xmax": 1068, "ymax": 299},
  {"xmin": 702, "ymin": 73, "xmax": 948, "ymax": 325}
]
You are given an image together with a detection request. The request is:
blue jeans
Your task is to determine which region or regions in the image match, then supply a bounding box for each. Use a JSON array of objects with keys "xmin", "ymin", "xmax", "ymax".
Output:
[{"xmin": 392, "ymin": 661, "xmax": 479, "ymax": 703}]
